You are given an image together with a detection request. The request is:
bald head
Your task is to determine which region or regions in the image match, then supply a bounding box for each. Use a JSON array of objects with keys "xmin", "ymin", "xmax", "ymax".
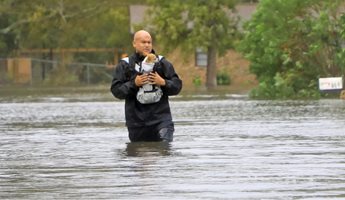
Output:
[
  {"xmin": 133, "ymin": 30, "xmax": 153, "ymax": 56},
  {"xmin": 134, "ymin": 30, "xmax": 151, "ymax": 42}
]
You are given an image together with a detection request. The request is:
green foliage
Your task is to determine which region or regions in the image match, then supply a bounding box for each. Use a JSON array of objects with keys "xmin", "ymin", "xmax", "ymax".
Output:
[
  {"xmin": 0, "ymin": 0, "xmax": 133, "ymax": 55},
  {"xmin": 0, "ymin": 0, "xmax": 135, "ymax": 85},
  {"xmin": 147, "ymin": 0, "xmax": 239, "ymax": 55},
  {"xmin": 217, "ymin": 70, "xmax": 231, "ymax": 85},
  {"xmin": 146, "ymin": 0, "xmax": 240, "ymax": 88},
  {"xmin": 0, "ymin": 12, "xmax": 17, "ymax": 56},
  {"xmin": 239, "ymin": 0, "xmax": 345, "ymax": 99},
  {"xmin": 192, "ymin": 75, "xmax": 202, "ymax": 87},
  {"xmin": 249, "ymin": 73, "xmax": 320, "ymax": 99},
  {"xmin": 44, "ymin": 65, "xmax": 79, "ymax": 86},
  {"xmin": 240, "ymin": 0, "xmax": 258, "ymax": 2},
  {"xmin": 0, "ymin": 71, "xmax": 12, "ymax": 85}
]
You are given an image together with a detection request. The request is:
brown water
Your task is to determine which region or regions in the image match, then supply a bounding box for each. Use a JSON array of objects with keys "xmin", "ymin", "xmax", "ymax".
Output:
[{"xmin": 1, "ymin": 96, "xmax": 345, "ymax": 199}]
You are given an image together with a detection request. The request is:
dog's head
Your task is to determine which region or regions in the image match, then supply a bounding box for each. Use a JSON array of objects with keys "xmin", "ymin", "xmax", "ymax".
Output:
[{"xmin": 146, "ymin": 53, "xmax": 156, "ymax": 63}]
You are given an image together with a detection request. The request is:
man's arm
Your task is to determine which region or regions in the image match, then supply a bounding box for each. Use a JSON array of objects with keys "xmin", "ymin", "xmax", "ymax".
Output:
[
  {"xmin": 110, "ymin": 62, "xmax": 138, "ymax": 99},
  {"xmin": 159, "ymin": 59, "xmax": 182, "ymax": 96}
]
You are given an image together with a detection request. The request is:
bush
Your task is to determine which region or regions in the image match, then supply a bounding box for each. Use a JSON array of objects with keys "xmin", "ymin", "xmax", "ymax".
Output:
[
  {"xmin": 217, "ymin": 71, "xmax": 231, "ymax": 85},
  {"xmin": 44, "ymin": 65, "xmax": 79, "ymax": 86},
  {"xmin": 192, "ymin": 75, "xmax": 202, "ymax": 87}
]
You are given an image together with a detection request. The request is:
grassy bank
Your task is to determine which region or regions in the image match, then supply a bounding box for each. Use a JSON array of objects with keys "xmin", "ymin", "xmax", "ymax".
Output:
[
  {"xmin": 0, "ymin": 84, "xmax": 253, "ymax": 102},
  {"xmin": 0, "ymin": 85, "xmax": 109, "ymax": 96},
  {"xmin": 0, "ymin": 85, "xmax": 113, "ymax": 102},
  {"xmin": 0, "ymin": 84, "xmax": 252, "ymax": 95}
]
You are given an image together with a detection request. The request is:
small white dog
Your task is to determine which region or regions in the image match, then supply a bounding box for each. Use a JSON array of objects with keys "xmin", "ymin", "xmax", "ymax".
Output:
[
  {"xmin": 141, "ymin": 53, "xmax": 157, "ymax": 72},
  {"xmin": 136, "ymin": 53, "xmax": 163, "ymax": 104}
]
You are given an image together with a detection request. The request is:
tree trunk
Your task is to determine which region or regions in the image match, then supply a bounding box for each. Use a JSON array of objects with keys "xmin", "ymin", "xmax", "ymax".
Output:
[{"xmin": 206, "ymin": 45, "xmax": 217, "ymax": 89}]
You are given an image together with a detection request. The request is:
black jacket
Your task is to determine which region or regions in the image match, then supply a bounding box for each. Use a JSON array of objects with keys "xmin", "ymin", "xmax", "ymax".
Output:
[{"xmin": 110, "ymin": 52, "xmax": 182, "ymax": 128}]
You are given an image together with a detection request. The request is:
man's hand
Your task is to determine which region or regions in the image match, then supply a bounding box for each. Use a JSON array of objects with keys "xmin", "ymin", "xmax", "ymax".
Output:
[
  {"xmin": 148, "ymin": 72, "xmax": 166, "ymax": 86},
  {"xmin": 135, "ymin": 72, "xmax": 166, "ymax": 87},
  {"xmin": 135, "ymin": 74, "xmax": 149, "ymax": 87}
]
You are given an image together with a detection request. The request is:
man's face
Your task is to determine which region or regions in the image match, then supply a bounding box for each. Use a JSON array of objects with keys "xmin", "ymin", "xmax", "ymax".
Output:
[{"xmin": 133, "ymin": 33, "xmax": 152, "ymax": 56}]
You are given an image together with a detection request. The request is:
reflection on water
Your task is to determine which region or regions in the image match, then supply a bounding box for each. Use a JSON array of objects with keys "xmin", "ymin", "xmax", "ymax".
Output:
[
  {"xmin": 123, "ymin": 142, "xmax": 172, "ymax": 157},
  {"xmin": 1, "ymin": 97, "xmax": 345, "ymax": 199}
]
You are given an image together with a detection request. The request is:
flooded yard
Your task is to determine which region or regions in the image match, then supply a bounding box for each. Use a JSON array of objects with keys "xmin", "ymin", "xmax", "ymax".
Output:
[{"xmin": 1, "ymin": 95, "xmax": 345, "ymax": 199}]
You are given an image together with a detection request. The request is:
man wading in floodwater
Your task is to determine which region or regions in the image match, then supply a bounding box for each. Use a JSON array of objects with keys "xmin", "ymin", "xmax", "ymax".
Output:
[{"xmin": 110, "ymin": 30, "xmax": 182, "ymax": 142}]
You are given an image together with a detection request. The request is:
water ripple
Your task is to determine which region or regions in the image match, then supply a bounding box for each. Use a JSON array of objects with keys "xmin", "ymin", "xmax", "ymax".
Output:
[{"xmin": 1, "ymin": 99, "xmax": 345, "ymax": 199}]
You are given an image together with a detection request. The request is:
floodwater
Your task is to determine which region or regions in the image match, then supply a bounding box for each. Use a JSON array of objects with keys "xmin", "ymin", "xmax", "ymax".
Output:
[{"xmin": 1, "ymin": 94, "xmax": 345, "ymax": 199}]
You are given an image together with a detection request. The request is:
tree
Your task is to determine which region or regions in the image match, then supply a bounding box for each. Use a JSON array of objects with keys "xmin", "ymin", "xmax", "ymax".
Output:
[
  {"xmin": 0, "ymin": 0, "xmax": 150, "ymax": 53},
  {"xmin": 146, "ymin": 0, "xmax": 240, "ymax": 89},
  {"xmin": 239, "ymin": 0, "xmax": 345, "ymax": 99},
  {"xmin": 0, "ymin": 0, "xmax": 143, "ymax": 85}
]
